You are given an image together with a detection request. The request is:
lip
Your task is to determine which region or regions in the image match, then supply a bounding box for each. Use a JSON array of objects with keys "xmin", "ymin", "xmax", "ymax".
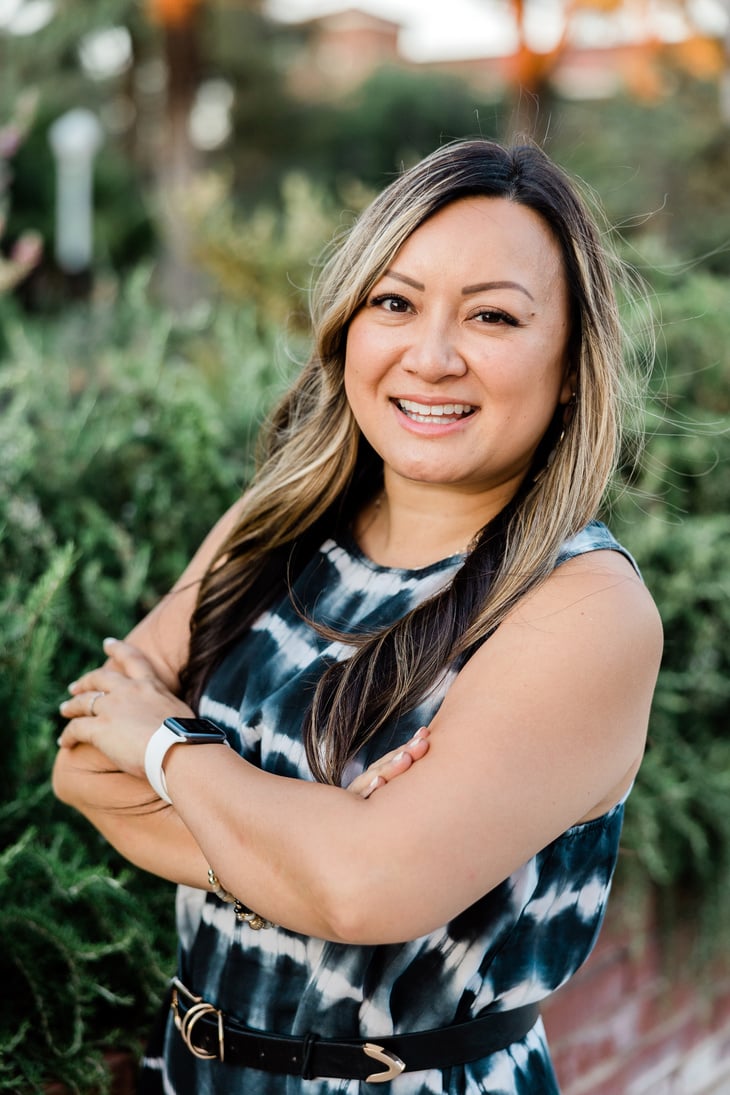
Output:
[
  {"xmin": 390, "ymin": 396, "xmax": 478, "ymax": 434},
  {"xmin": 394, "ymin": 395, "xmax": 477, "ymax": 409}
]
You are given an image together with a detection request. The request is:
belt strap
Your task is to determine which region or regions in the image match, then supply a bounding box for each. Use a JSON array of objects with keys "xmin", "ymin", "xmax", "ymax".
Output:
[{"xmin": 171, "ymin": 977, "xmax": 540, "ymax": 1083}]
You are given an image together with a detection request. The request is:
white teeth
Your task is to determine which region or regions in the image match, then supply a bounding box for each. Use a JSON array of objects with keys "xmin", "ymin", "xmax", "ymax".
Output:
[{"xmin": 398, "ymin": 399, "xmax": 474, "ymax": 418}]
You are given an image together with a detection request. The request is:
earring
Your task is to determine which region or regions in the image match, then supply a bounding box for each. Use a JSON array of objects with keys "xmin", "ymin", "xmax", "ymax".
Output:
[
  {"xmin": 545, "ymin": 431, "xmax": 564, "ymax": 471},
  {"xmin": 564, "ymin": 390, "xmax": 578, "ymax": 424},
  {"xmin": 533, "ymin": 392, "xmax": 577, "ymax": 482}
]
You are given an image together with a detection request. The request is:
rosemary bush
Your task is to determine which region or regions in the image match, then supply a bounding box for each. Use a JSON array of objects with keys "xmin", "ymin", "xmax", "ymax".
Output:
[{"xmin": 0, "ymin": 274, "xmax": 296, "ymax": 1092}]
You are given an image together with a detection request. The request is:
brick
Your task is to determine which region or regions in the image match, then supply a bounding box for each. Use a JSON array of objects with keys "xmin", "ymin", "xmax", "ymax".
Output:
[{"xmin": 542, "ymin": 895, "xmax": 730, "ymax": 1095}]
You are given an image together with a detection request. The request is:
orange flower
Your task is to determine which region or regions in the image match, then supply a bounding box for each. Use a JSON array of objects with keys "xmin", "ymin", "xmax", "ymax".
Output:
[{"xmin": 146, "ymin": 0, "xmax": 202, "ymax": 27}]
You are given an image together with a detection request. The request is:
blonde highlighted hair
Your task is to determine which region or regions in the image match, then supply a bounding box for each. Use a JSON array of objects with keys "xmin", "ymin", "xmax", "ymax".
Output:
[{"xmin": 181, "ymin": 138, "xmax": 647, "ymax": 783}]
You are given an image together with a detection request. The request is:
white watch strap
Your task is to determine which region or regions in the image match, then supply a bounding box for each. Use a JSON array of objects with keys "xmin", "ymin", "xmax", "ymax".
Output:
[{"xmin": 144, "ymin": 724, "xmax": 181, "ymax": 804}]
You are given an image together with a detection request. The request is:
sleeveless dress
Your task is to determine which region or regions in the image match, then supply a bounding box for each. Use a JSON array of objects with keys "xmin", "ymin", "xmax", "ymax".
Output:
[{"xmin": 140, "ymin": 520, "xmax": 638, "ymax": 1094}]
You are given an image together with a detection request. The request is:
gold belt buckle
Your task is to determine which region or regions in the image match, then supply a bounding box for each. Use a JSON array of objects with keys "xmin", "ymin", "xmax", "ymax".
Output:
[
  {"xmin": 171, "ymin": 977, "xmax": 225, "ymax": 1062},
  {"xmin": 363, "ymin": 1042, "xmax": 406, "ymax": 1083}
]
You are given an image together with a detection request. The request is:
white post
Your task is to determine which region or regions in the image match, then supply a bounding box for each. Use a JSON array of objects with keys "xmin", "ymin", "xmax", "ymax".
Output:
[{"xmin": 47, "ymin": 109, "xmax": 103, "ymax": 274}]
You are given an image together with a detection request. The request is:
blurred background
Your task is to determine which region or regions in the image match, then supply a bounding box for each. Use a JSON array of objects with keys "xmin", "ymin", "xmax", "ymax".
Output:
[{"xmin": 1, "ymin": 1, "xmax": 729, "ymax": 1091}]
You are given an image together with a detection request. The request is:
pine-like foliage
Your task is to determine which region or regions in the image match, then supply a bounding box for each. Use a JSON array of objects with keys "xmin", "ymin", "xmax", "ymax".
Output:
[
  {"xmin": 0, "ymin": 272, "xmax": 296, "ymax": 1091},
  {"xmin": 0, "ymin": 543, "xmax": 177, "ymax": 1092},
  {"xmin": 610, "ymin": 261, "xmax": 730, "ymax": 956}
]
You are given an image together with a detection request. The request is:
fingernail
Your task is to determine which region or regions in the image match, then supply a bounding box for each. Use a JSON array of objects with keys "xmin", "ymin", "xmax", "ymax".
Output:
[
  {"xmin": 103, "ymin": 637, "xmax": 118, "ymax": 648},
  {"xmin": 59, "ymin": 700, "xmax": 69, "ymax": 713},
  {"xmin": 394, "ymin": 752, "xmax": 406, "ymax": 763},
  {"xmin": 363, "ymin": 776, "xmax": 383, "ymax": 799}
]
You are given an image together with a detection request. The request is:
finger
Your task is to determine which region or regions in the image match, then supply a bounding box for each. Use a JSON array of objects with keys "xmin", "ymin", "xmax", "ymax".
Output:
[
  {"xmin": 59, "ymin": 689, "xmax": 107, "ymax": 721},
  {"xmin": 361, "ymin": 775, "xmax": 385, "ymax": 800},
  {"xmin": 67, "ymin": 666, "xmax": 122, "ymax": 697},
  {"xmin": 374, "ymin": 730, "xmax": 430, "ymax": 784},
  {"xmin": 348, "ymin": 727, "xmax": 430, "ymax": 797},
  {"xmin": 101, "ymin": 637, "xmax": 158, "ymax": 681},
  {"xmin": 358, "ymin": 753, "xmax": 412, "ymax": 799},
  {"xmin": 57, "ymin": 713, "xmax": 96, "ymax": 750},
  {"xmin": 352, "ymin": 728, "xmax": 428, "ymax": 788}
]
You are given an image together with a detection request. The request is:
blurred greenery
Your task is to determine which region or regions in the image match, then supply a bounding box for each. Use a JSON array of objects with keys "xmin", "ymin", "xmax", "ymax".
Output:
[
  {"xmin": 1, "ymin": 0, "xmax": 729, "ymax": 1088},
  {"xmin": 0, "ymin": 273, "xmax": 299, "ymax": 1091}
]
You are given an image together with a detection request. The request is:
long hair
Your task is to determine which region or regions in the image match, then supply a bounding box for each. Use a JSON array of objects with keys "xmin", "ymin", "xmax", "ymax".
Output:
[{"xmin": 180, "ymin": 138, "xmax": 647, "ymax": 784}]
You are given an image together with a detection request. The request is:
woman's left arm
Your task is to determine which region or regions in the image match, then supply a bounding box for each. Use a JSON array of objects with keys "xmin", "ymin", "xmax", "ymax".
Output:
[{"xmin": 56, "ymin": 551, "xmax": 662, "ymax": 944}]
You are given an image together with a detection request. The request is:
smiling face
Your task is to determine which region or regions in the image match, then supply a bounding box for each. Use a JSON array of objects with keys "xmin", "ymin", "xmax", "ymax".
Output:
[{"xmin": 344, "ymin": 197, "xmax": 574, "ymax": 515}]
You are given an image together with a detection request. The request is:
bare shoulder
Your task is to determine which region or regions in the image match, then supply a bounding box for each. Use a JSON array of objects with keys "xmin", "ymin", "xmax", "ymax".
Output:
[
  {"xmin": 432, "ymin": 547, "xmax": 662, "ymax": 828},
  {"xmin": 494, "ymin": 546, "xmax": 662, "ymax": 737},
  {"xmin": 511, "ymin": 547, "xmax": 662, "ymax": 650}
]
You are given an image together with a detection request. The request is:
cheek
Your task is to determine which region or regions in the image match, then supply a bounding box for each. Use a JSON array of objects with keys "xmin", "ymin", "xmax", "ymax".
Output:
[
  {"xmin": 344, "ymin": 323, "xmax": 364, "ymax": 379},
  {"xmin": 343, "ymin": 347, "xmax": 374, "ymax": 430},
  {"xmin": 523, "ymin": 327, "xmax": 570, "ymax": 396},
  {"xmin": 496, "ymin": 346, "xmax": 568, "ymax": 434},
  {"xmin": 344, "ymin": 330, "xmax": 385, "ymax": 401},
  {"xmin": 343, "ymin": 354, "xmax": 361, "ymax": 411},
  {"xmin": 491, "ymin": 342, "xmax": 565, "ymax": 401}
]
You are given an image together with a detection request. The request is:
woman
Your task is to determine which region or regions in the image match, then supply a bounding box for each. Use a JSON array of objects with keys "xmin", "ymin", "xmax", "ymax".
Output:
[{"xmin": 54, "ymin": 138, "xmax": 662, "ymax": 1094}]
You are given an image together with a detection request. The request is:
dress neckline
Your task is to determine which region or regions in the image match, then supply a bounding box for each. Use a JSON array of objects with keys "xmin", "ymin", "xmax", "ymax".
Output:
[{"xmin": 336, "ymin": 529, "xmax": 467, "ymax": 579}]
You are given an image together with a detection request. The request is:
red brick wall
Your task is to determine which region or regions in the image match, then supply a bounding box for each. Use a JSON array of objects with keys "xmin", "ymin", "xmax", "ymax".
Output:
[{"xmin": 542, "ymin": 894, "xmax": 730, "ymax": 1094}]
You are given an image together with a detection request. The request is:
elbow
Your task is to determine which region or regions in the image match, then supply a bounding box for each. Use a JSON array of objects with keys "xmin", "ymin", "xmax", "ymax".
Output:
[
  {"xmin": 314, "ymin": 867, "xmax": 424, "ymax": 946},
  {"xmin": 51, "ymin": 742, "xmax": 100, "ymax": 811},
  {"xmin": 302, "ymin": 809, "xmax": 437, "ymax": 944},
  {"xmin": 319, "ymin": 899, "xmax": 372, "ymax": 946},
  {"xmin": 52, "ymin": 748, "xmax": 74, "ymax": 806}
]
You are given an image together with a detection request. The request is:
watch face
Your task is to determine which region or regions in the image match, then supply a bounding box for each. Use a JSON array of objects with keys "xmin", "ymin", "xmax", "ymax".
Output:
[{"xmin": 164, "ymin": 717, "xmax": 228, "ymax": 744}]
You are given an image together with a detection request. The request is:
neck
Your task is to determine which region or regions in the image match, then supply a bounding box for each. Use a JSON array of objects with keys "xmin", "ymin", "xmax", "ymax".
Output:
[{"xmin": 354, "ymin": 474, "xmax": 518, "ymax": 569}]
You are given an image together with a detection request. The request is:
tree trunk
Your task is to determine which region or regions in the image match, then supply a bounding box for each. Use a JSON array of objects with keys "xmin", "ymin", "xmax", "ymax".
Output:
[{"xmin": 155, "ymin": 7, "xmax": 206, "ymax": 308}]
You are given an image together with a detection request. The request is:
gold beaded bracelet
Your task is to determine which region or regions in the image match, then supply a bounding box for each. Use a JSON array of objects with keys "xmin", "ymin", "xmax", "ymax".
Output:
[{"xmin": 207, "ymin": 868, "xmax": 274, "ymax": 930}]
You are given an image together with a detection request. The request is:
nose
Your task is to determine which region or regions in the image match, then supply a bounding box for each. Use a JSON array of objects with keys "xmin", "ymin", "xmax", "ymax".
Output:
[{"xmin": 400, "ymin": 316, "xmax": 467, "ymax": 381}]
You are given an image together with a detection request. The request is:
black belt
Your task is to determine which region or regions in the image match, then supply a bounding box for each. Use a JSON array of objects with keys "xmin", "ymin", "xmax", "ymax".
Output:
[{"xmin": 170, "ymin": 976, "xmax": 540, "ymax": 1083}]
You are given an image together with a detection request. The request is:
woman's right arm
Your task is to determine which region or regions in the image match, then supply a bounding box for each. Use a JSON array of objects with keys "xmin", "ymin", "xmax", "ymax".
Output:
[
  {"xmin": 52, "ymin": 742, "xmax": 211, "ymax": 884},
  {"xmin": 52, "ymin": 498, "xmax": 247, "ymax": 829}
]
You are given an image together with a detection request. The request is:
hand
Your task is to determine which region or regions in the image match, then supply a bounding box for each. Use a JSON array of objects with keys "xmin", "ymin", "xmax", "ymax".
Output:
[
  {"xmin": 57, "ymin": 638, "xmax": 193, "ymax": 779},
  {"xmin": 346, "ymin": 727, "xmax": 430, "ymax": 799}
]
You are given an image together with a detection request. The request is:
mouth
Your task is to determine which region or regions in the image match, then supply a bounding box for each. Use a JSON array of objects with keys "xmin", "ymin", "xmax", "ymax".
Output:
[{"xmin": 394, "ymin": 398, "xmax": 477, "ymax": 425}]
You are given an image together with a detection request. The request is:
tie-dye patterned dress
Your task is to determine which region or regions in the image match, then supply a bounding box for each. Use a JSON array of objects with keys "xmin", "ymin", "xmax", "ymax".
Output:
[{"xmin": 141, "ymin": 521, "xmax": 636, "ymax": 1094}]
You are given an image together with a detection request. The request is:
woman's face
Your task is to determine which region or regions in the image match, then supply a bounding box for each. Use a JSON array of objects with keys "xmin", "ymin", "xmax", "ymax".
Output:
[{"xmin": 344, "ymin": 197, "xmax": 574, "ymax": 507}]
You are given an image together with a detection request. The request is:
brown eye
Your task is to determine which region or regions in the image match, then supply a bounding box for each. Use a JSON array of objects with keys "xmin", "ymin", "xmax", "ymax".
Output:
[
  {"xmin": 370, "ymin": 294, "xmax": 411, "ymax": 313},
  {"xmin": 474, "ymin": 309, "xmax": 519, "ymax": 327}
]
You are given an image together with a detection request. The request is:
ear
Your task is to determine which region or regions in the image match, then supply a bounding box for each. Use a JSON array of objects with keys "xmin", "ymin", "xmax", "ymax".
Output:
[{"xmin": 559, "ymin": 368, "xmax": 577, "ymax": 407}]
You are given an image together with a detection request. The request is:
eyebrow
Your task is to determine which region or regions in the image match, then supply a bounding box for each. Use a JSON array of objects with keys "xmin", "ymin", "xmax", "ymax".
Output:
[
  {"xmin": 462, "ymin": 280, "xmax": 535, "ymax": 301},
  {"xmin": 384, "ymin": 269, "xmax": 535, "ymax": 302},
  {"xmin": 384, "ymin": 270, "xmax": 424, "ymax": 291}
]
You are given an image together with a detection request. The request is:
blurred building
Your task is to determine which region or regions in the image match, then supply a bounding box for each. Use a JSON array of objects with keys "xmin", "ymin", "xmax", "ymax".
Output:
[
  {"xmin": 277, "ymin": 5, "xmax": 725, "ymax": 102},
  {"xmin": 285, "ymin": 8, "xmax": 401, "ymax": 96}
]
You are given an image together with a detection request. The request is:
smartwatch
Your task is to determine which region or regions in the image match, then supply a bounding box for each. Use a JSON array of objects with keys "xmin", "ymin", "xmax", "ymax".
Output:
[{"xmin": 144, "ymin": 717, "xmax": 229, "ymax": 805}]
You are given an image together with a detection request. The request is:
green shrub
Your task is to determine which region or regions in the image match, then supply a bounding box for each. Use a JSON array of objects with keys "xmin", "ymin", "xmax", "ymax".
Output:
[
  {"xmin": 610, "ymin": 262, "xmax": 730, "ymax": 952},
  {"xmin": 0, "ymin": 274, "xmax": 296, "ymax": 1091},
  {"xmin": 613, "ymin": 515, "xmax": 730, "ymax": 918},
  {"xmin": 0, "ymin": 539, "xmax": 177, "ymax": 1092}
]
